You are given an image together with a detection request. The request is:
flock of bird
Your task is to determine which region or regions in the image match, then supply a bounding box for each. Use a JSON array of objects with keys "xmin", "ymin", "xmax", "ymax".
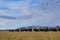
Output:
[{"xmin": 0, "ymin": 0, "xmax": 60, "ymax": 19}]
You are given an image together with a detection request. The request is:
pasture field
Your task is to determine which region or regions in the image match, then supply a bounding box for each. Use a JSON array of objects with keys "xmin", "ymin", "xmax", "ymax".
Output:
[{"xmin": 0, "ymin": 32, "xmax": 60, "ymax": 40}]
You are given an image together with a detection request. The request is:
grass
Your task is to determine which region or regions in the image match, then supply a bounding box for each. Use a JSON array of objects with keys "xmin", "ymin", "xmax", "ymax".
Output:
[{"xmin": 0, "ymin": 32, "xmax": 60, "ymax": 40}]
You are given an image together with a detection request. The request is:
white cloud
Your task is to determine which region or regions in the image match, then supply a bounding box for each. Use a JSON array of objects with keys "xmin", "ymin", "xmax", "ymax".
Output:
[{"xmin": 0, "ymin": 0, "xmax": 60, "ymax": 30}]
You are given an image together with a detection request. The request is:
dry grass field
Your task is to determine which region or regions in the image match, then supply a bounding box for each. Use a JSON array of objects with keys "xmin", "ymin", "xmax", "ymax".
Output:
[{"xmin": 0, "ymin": 32, "xmax": 60, "ymax": 40}]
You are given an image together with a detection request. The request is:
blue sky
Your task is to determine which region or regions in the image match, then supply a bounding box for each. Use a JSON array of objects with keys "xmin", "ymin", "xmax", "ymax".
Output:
[{"xmin": 0, "ymin": 0, "xmax": 60, "ymax": 30}]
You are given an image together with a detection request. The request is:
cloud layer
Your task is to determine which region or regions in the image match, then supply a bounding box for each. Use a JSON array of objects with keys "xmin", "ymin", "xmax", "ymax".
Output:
[{"xmin": 0, "ymin": 0, "xmax": 60, "ymax": 30}]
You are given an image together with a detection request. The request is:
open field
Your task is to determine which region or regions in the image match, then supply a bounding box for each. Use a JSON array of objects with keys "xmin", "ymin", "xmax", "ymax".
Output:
[{"xmin": 0, "ymin": 32, "xmax": 60, "ymax": 40}]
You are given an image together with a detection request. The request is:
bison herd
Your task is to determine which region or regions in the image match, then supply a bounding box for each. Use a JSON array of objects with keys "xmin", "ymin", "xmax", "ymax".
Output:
[{"xmin": 8, "ymin": 26, "xmax": 60, "ymax": 32}]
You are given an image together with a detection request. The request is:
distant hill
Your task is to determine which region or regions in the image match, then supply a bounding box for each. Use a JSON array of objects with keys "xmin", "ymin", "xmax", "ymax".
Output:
[
  {"xmin": 0, "ymin": 26, "xmax": 60, "ymax": 31},
  {"xmin": 16, "ymin": 26, "xmax": 60, "ymax": 30}
]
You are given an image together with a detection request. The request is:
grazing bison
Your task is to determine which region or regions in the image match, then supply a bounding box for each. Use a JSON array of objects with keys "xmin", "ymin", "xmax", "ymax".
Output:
[
  {"xmin": 58, "ymin": 28, "xmax": 60, "ymax": 31},
  {"xmin": 34, "ymin": 28, "xmax": 40, "ymax": 32},
  {"xmin": 40, "ymin": 28, "xmax": 48, "ymax": 32},
  {"xmin": 9, "ymin": 30, "xmax": 15, "ymax": 32},
  {"xmin": 40, "ymin": 27, "xmax": 48, "ymax": 32},
  {"xmin": 20, "ymin": 28, "xmax": 32, "ymax": 32},
  {"xmin": 9, "ymin": 29, "xmax": 20, "ymax": 32},
  {"xmin": 49, "ymin": 28, "xmax": 57, "ymax": 32},
  {"xmin": 24, "ymin": 29, "xmax": 32, "ymax": 32},
  {"xmin": 20, "ymin": 29, "xmax": 25, "ymax": 32},
  {"xmin": 56, "ymin": 26, "xmax": 60, "ymax": 31},
  {"xmin": 14, "ymin": 29, "xmax": 19, "ymax": 32}
]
